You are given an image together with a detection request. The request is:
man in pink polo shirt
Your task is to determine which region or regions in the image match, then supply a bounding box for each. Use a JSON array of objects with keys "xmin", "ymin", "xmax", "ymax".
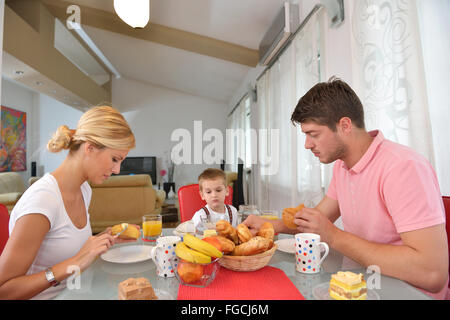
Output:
[{"xmin": 244, "ymin": 78, "xmax": 448, "ymax": 299}]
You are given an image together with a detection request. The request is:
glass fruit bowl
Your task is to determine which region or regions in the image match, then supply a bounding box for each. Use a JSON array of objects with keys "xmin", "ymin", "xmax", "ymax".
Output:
[{"xmin": 169, "ymin": 257, "xmax": 220, "ymax": 288}]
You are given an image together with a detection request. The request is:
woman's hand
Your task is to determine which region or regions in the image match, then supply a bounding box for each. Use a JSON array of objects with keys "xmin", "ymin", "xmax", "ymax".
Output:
[{"xmin": 73, "ymin": 233, "xmax": 115, "ymax": 271}]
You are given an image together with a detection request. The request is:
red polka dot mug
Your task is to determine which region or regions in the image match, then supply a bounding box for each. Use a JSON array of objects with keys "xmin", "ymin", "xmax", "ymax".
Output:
[
  {"xmin": 295, "ymin": 233, "xmax": 329, "ymax": 274},
  {"xmin": 150, "ymin": 236, "xmax": 181, "ymax": 278}
]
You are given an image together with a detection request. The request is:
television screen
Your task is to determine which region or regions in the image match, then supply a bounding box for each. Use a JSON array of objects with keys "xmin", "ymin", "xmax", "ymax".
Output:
[{"xmin": 114, "ymin": 156, "xmax": 157, "ymax": 184}]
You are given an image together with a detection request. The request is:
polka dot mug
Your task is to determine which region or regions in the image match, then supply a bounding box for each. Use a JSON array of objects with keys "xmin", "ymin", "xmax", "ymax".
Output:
[
  {"xmin": 150, "ymin": 236, "xmax": 181, "ymax": 278},
  {"xmin": 295, "ymin": 233, "xmax": 329, "ymax": 274}
]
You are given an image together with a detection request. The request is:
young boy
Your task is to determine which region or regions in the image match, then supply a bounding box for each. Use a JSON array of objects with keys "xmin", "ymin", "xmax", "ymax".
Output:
[{"xmin": 192, "ymin": 168, "xmax": 238, "ymax": 234}]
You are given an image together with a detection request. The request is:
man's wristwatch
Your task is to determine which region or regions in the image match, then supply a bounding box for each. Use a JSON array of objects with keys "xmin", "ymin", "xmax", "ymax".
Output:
[{"xmin": 44, "ymin": 267, "xmax": 60, "ymax": 287}]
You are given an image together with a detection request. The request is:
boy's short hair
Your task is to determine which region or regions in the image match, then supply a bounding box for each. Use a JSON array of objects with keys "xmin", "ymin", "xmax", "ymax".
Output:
[{"xmin": 198, "ymin": 168, "xmax": 226, "ymax": 190}]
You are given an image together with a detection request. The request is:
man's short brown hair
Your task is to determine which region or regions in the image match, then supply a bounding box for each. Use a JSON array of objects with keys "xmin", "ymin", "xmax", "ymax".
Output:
[
  {"xmin": 198, "ymin": 168, "xmax": 226, "ymax": 190},
  {"xmin": 291, "ymin": 77, "xmax": 365, "ymax": 131}
]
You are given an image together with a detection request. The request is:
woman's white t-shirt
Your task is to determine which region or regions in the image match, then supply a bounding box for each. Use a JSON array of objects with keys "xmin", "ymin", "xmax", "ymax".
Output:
[{"xmin": 9, "ymin": 173, "xmax": 92, "ymax": 300}]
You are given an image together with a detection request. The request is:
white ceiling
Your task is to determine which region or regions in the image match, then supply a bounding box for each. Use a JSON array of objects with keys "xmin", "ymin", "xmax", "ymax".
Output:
[{"xmin": 65, "ymin": 0, "xmax": 288, "ymax": 104}]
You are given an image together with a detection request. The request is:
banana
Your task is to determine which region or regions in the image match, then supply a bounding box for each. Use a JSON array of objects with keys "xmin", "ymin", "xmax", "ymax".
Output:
[
  {"xmin": 175, "ymin": 242, "xmax": 211, "ymax": 264},
  {"xmin": 183, "ymin": 234, "xmax": 223, "ymax": 258}
]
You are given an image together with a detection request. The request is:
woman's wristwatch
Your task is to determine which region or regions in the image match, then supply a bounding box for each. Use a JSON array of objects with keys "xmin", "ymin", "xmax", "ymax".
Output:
[{"xmin": 44, "ymin": 267, "xmax": 60, "ymax": 287}]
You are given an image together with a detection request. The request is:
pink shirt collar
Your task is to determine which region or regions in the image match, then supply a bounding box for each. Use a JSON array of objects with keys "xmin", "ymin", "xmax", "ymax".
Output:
[{"xmin": 341, "ymin": 130, "xmax": 384, "ymax": 174}]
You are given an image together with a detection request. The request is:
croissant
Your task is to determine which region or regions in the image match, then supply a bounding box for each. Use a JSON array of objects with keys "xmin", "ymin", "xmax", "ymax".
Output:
[
  {"xmin": 236, "ymin": 223, "xmax": 252, "ymax": 243},
  {"xmin": 282, "ymin": 204, "xmax": 304, "ymax": 229},
  {"xmin": 231, "ymin": 236, "xmax": 272, "ymax": 256},
  {"xmin": 212, "ymin": 235, "xmax": 235, "ymax": 254},
  {"xmin": 215, "ymin": 220, "xmax": 239, "ymax": 244}
]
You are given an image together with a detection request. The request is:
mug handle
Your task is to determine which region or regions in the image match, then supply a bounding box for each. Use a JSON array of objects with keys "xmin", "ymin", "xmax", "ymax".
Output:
[
  {"xmin": 150, "ymin": 243, "xmax": 162, "ymax": 263},
  {"xmin": 318, "ymin": 242, "xmax": 329, "ymax": 265}
]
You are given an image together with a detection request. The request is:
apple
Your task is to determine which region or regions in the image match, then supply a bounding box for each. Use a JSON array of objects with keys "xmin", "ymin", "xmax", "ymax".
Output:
[
  {"xmin": 202, "ymin": 237, "xmax": 222, "ymax": 252},
  {"xmin": 177, "ymin": 260, "xmax": 204, "ymax": 283}
]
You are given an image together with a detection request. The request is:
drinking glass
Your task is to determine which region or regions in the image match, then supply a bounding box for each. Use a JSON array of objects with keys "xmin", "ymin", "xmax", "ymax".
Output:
[
  {"xmin": 195, "ymin": 215, "xmax": 215, "ymax": 238},
  {"xmin": 142, "ymin": 214, "xmax": 162, "ymax": 242},
  {"xmin": 260, "ymin": 210, "xmax": 279, "ymax": 220},
  {"xmin": 238, "ymin": 205, "xmax": 260, "ymax": 223}
]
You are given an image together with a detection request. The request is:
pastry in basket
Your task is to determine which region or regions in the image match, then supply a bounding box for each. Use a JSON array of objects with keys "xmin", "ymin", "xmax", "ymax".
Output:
[
  {"xmin": 231, "ymin": 236, "xmax": 272, "ymax": 256},
  {"xmin": 215, "ymin": 220, "xmax": 239, "ymax": 244},
  {"xmin": 236, "ymin": 223, "xmax": 252, "ymax": 243},
  {"xmin": 212, "ymin": 235, "xmax": 235, "ymax": 254},
  {"xmin": 118, "ymin": 277, "xmax": 158, "ymax": 300},
  {"xmin": 257, "ymin": 222, "xmax": 275, "ymax": 248},
  {"xmin": 282, "ymin": 204, "xmax": 304, "ymax": 229},
  {"xmin": 329, "ymin": 271, "xmax": 367, "ymax": 300},
  {"xmin": 110, "ymin": 223, "xmax": 140, "ymax": 240}
]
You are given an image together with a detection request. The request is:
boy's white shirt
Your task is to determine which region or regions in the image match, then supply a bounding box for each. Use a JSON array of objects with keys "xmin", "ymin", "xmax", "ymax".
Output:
[{"xmin": 192, "ymin": 204, "xmax": 238, "ymax": 229}]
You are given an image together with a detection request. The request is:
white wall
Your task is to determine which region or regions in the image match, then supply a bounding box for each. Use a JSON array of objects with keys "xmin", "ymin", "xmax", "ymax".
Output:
[
  {"xmin": 113, "ymin": 77, "xmax": 229, "ymax": 189},
  {"xmin": 38, "ymin": 93, "xmax": 83, "ymax": 175}
]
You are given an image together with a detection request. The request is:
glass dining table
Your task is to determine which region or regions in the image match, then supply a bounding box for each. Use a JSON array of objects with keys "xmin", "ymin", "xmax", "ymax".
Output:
[{"xmin": 54, "ymin": 229, "xmax": 432, "ymax": 300}]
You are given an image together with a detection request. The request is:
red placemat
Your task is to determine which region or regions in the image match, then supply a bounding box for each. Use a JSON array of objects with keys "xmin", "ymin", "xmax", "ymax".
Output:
[{"xmin": 177, "ymin": 266, "xmax": 305, "ymax": 300}]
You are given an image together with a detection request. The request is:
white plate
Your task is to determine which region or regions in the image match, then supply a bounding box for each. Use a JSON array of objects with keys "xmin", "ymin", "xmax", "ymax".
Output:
[
  {"xmin": 112, "ymin": 288, "xmax": 175, "ymax": 300},
  {"xmin": 101, "ymin": 245, "xmax": 153, "ymax": 264},
  {"xmin": 275, "ymin": 238, "xmax": 296, "ymax": 254},
  {"xmin": 173, "ymin": 220, "xmax": 195, "ymax": 237},
  {"xmin": 312, "ymin": 282, "xmax": 380, "ymax": 300}
]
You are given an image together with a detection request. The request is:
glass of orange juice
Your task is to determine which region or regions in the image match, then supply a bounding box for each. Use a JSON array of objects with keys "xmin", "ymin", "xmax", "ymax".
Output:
[{"xmin": 142, "ymin": 214, "xmax": 162, "ymax": 242}]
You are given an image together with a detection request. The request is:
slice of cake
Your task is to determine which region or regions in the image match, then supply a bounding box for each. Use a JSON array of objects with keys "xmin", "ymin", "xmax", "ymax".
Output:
[
  {"xmin": 329, "ymin": 271, "xmax": 367, "ymax": 300},
  {"xmin": 118, "ymin": 277, "xmax": 158, "ymax": 300}
]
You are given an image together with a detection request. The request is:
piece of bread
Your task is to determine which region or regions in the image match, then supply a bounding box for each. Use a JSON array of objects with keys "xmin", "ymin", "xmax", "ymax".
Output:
[
  {"xmin": 215, "ymin": 220, "xmax": 239, "ymax": 244},
  {"xmin": 257, "ymin": 222, "xmax": 274, "ymax": 241},
  {"xmin": 257, "ymin": 222, "xmax": 275, "ymax": 248},
  {"xmin": 236, "ymin": 223, "xmax": 252, "ymax": 244},
  {"xmin": 282, "ymin": 204, "xmax": 304, "ymax": 229},
  {"xmin": 111, "ymin": 223, "xmax": 140, "ymax": 240},
  {"xmin": 213, "ymin": 235, "xmax": 235, "ymax": 254},
  {"xmin": 231, "ymin": 236, "xmax": 272, "ymax": 256},
  {"xmin": 118, "ymin": 277, "xmax": 158, "ymax": 300}
]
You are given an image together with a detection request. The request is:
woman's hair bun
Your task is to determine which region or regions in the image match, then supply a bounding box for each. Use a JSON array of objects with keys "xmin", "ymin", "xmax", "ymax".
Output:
[{"xmin": 47, "ymin": 125, "xmax": 74, "ymax": 153}]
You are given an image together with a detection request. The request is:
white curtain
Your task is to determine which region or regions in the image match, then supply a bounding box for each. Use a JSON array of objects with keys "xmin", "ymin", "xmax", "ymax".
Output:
[
  {"xmin": 350, "ymin": 0, "xmax": 435, "ymax": 166},
  {"xmin": 226, "ymin": 98, "xmax": 246, "ymax": 172},
  {"xmin": 254, "ymin": 8, "xmax": 329, "ymax": 213},
  {"xmin": 416, "ymin": 0, "xmax": 450, "ymax": 196}
]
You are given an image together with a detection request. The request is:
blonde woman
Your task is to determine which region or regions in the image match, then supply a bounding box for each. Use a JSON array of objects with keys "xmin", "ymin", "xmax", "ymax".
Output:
[{"xmin": 0, "ymin": 106, "xmax": 136, "ymax": 299}]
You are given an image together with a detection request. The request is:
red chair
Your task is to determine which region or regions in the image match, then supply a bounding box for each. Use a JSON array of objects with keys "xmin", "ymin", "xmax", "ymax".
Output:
[
  {"xmin": 0, "ymin": 204, "xmax": 10, "ymax": 255},
  {"xmin": 442, "ymin": 196, "xmax": 450, "ymax": 290},
  {"xmin": 178, "ymin": 184, "xmax": 233, "ymax": 222}
]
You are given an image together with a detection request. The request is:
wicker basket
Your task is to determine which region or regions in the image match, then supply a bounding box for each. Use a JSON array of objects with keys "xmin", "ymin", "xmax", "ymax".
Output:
[{"xmin": 218, "ymin": 244, "xmax": 277, "ymax": 272}]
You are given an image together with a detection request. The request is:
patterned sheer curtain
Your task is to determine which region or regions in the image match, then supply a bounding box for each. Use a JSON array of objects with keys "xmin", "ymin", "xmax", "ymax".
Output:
[
  {"xmin": 350, "ymin": 0, "xmax": 435, "ymax": 165},
  {"xmin": 255, "ymin": 8, "xmax": 328, "ymax": 212}
]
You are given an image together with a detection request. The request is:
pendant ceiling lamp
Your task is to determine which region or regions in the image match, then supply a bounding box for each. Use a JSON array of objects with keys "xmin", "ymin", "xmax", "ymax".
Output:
[{"xmin": 114, "ymin": 0, "xmax": 150, "ymax": 29}]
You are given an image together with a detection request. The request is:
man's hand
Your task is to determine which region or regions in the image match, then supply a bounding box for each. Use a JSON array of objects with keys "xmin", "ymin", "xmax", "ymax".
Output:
[
  {"xmin": 295, "ymin": 207, "xmax": 339, "ymax": 245},
  {"xmin": 242, "ymin": 214, "xmax": 267, "ymax": 236}
]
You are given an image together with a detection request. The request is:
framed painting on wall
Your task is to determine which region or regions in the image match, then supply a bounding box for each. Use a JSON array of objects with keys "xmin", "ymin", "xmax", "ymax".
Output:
[{"xmin": 0, "ymin": 106, "xmax": 27, "ymax": 172}]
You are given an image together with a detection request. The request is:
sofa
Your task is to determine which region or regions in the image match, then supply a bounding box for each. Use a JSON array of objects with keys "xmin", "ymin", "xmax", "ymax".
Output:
[
  {"xmin": 89, "ymin": 174, "xmax": 165, "ymax": 233},
  {"xmin": 0, "ymin": 172, "xmax": 26, "ymax": 213}
]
